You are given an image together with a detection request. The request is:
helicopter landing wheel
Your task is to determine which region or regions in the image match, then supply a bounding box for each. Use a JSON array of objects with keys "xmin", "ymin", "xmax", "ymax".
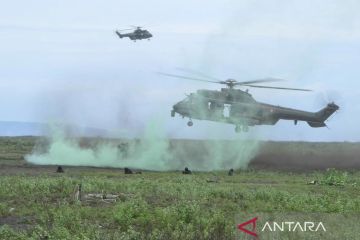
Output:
[
  {"xmin": 235, "ymin": 125, "xmax": 241, "ymax": 133},
  {"xmin": 187, "ymin": 121, "xmax": 193, "ymax": 127},
  {"xmin": 171, "ymin": 110, "xmax": 175, "ymax": 117},
  {"xmin": 242, "ymin": 125, "xmax": 249, "ymax": 132}
]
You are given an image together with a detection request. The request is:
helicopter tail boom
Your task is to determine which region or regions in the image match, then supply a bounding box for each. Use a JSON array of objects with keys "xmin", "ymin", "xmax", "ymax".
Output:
[
  {"xmin": 115, "ymin": 31, "xmax": 123, "ymax": 38},
  {"xmin": 315, "ymin": 102, "xmax": 339, "ymax": 121},
  {"xmin": 307, "ymin": 121, "xmax": 327, "ymax": 128},
  {"xmin": 307, "ymin": 102, "xmax": 339, "ymax": 127}
]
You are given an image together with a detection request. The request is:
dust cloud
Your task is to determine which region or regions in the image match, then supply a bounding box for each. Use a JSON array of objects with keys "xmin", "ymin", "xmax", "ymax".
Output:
[{"xmin": 25, "ymin": 123, "xmax": 260, "ymax": 171}]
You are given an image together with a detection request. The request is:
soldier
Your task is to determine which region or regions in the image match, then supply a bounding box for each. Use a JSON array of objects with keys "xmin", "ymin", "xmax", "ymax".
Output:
[
  {"xmin": 124, "ymin": 167, "xmax": 133, "ymax": 174},
  {"xmin": 73, "ymin": 184, "xmax": 82, "ymax": 202},
  {"xmin": 182, "ymin": 167, "xmax": 192, "ymax": 174},
  {"xmin": 56, "ymin": 166, "xmax": 64, "ymax": 173},
  {"xmin": 228, "ymin": 168, "xmax": 234, "ymax": 176}
]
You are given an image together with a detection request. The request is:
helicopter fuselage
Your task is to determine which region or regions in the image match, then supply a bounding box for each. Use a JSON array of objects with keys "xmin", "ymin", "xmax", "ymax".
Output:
[
  {"xmin": 171, "ymin": 88, "xmax": 339, "ymax": 132},
  {"xmin": 116, "ymin": 29, "xmax": 153, "ymax": 41}
]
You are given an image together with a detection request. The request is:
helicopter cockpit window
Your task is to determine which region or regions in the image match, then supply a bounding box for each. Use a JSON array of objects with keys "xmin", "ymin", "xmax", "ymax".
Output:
[{"xmin": 182, "ymin": 97, "xmax": 191, "ymax": 103}]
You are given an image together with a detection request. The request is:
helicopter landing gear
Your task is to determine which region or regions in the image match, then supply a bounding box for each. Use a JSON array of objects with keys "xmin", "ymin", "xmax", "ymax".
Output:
[
  {"xmin": 187, "ymin": 120, "xmax": 193, "ymax": 127},
  {"xmin": 171, "ymin": 110, "xmax": 175, "ymax": 117},
  {"xmin": 235, "ymin": 125, "xmax": 249, "ymax": 133}
]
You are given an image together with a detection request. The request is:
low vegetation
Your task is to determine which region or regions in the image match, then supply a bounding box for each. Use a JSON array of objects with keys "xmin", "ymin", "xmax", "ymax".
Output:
[
  {"xmin": 0, "ymin": 137, "xmax": 359, "ymax": 239},
  {"xmin": 0, "ymin": 170, "xmax": 359, "ymax": 239}
]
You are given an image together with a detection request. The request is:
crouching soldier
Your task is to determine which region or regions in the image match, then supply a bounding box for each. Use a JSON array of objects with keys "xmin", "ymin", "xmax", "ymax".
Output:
[{"xmin": 182, "ymin": 167, "xmax": 192, "ymax": 174}]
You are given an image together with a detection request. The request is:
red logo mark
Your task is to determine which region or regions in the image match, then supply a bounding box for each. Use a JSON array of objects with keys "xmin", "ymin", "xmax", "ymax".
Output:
[{"xmin": 238, "ymin": 217, "xmax": 258, "ymax": 237}]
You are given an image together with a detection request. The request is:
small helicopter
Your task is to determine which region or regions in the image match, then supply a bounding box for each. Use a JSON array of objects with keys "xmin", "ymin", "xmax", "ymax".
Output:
[
  {"xmin": 159, "ymin": 70, "xmax": 339, "ymax": 133},
  {"xmin": 115, "ymin": 26, "xmax": 153, "ymax": 41}
]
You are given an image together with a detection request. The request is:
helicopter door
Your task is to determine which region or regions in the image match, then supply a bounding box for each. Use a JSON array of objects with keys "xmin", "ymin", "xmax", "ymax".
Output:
[
  {"xmin": 208, "ymin": 101, "xmax": 218, "ymax": 110},
  {"xmin": 223, "ymin": 104, "xmax": 230, "ymax": 118}
]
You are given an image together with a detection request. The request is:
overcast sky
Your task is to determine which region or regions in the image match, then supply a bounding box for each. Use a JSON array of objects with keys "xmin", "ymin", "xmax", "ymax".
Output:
[{"xmin": 0, "ymin": 0, "xmax": 359, "ymax": 141}]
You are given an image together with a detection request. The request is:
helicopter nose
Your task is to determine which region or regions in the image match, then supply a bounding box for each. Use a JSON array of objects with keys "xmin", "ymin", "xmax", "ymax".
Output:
[
  {"xmin": 173, "ymin": 102, "xmax": 180, "ymax": 111},
  {"xmin": 173, "ymin": 101, "xmax": 190, "ymax": 116},
  {"xmin": 173, "ymin": 101, "xmax": 185, "ymax": 112}
]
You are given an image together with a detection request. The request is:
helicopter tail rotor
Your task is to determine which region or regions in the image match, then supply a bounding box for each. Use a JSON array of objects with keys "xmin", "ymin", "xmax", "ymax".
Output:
[
  {"xmin": 307, "ymin": 102, "xmax": 339, "ymax": 128},
  {"xmin": 314, "ymin": 91, "xmax": 343, "ymax": 108},
  {"xmin": 316, "ymin": 102, "xmax": 339, "ymax": 121}
]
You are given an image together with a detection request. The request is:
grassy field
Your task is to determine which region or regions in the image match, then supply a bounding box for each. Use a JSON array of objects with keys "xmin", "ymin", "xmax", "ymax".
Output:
[{"xmin": 0, "ymin": 137, "xmax": 359, "ymax": 239}]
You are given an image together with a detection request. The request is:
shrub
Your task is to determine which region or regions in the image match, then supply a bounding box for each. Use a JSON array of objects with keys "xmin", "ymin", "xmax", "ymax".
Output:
[{"xmin": 321, "ymin": 168, "xmax": 348, "ymax": 186}]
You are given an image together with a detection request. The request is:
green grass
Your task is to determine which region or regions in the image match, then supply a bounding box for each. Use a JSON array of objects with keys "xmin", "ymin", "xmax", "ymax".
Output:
[
  {"xmin": 0, "ymin": 137, "xmax": 359, "ymax": 239},
  {"xmin": 0, "ymin": 170, "xmax": 359, "ymax": 239},
  {"xmin": 0, "ymin": 137, "xmax": 34, "ymax": 162}
]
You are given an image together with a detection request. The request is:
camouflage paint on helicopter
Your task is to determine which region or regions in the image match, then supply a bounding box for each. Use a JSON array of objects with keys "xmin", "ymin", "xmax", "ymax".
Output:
[{"xmin": 160, "ymin": 71, "xmax": 339, "ymax": 133}]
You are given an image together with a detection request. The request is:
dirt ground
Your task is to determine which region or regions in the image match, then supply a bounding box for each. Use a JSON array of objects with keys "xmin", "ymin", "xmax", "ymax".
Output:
[
  {"xmin": 0, "ymin": 163, "xmax": 124, "ymax": 176},
  {"xmin": 250, "ymin": 141, "xmax": 360, "ymax": 171}
]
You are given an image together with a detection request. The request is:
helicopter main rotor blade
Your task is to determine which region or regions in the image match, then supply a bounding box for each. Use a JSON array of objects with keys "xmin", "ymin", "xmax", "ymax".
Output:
[
  {"xmin": 117, "ymin": 28, "xmax": 134, "ymax": 31},
  {"xmin": 130, "ymin": 25, "xmax": 144, "ymax": 28},
  {"xmin": 157, "ymin": 72, "xmax": 221, "ymax": 84},
  {"xmin": 175, "ymin": 68, "xmax": 223, "ymax": 82},
  {"xmin": 235, "ymin": 78, "xmax": 285, "ymax": 85},
  {"xmin": 241, "ymin": 84, "xmax": 312, "ymax": 91},
  {"xmin": 157, "ymin": 71, "xmax": 307, "ymax": 91}
]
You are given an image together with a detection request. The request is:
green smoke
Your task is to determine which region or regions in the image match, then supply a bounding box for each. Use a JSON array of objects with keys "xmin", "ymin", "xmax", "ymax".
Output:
[
  {"xmin": 169, "ymin": 138, "xmax": 259, "ymax": 171},
  {"xmin": 25, "ymin": 122, "xmax": 260, "ymax": 171}
]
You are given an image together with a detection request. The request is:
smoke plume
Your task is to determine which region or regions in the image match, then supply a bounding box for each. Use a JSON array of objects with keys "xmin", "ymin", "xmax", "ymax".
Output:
[{"xmin": 25, "ymin": 123, "xmax": 260, "ymax": 171}]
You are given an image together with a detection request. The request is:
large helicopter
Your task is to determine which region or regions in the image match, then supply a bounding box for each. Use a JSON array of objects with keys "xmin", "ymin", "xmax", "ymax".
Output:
[
  {"xmin": 115, "ymin": 26, "xmax": 153, "ymax": 41},
  {"xmin": 159, "ymin": 70, "xmax": 339, "ymax": 133}
]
